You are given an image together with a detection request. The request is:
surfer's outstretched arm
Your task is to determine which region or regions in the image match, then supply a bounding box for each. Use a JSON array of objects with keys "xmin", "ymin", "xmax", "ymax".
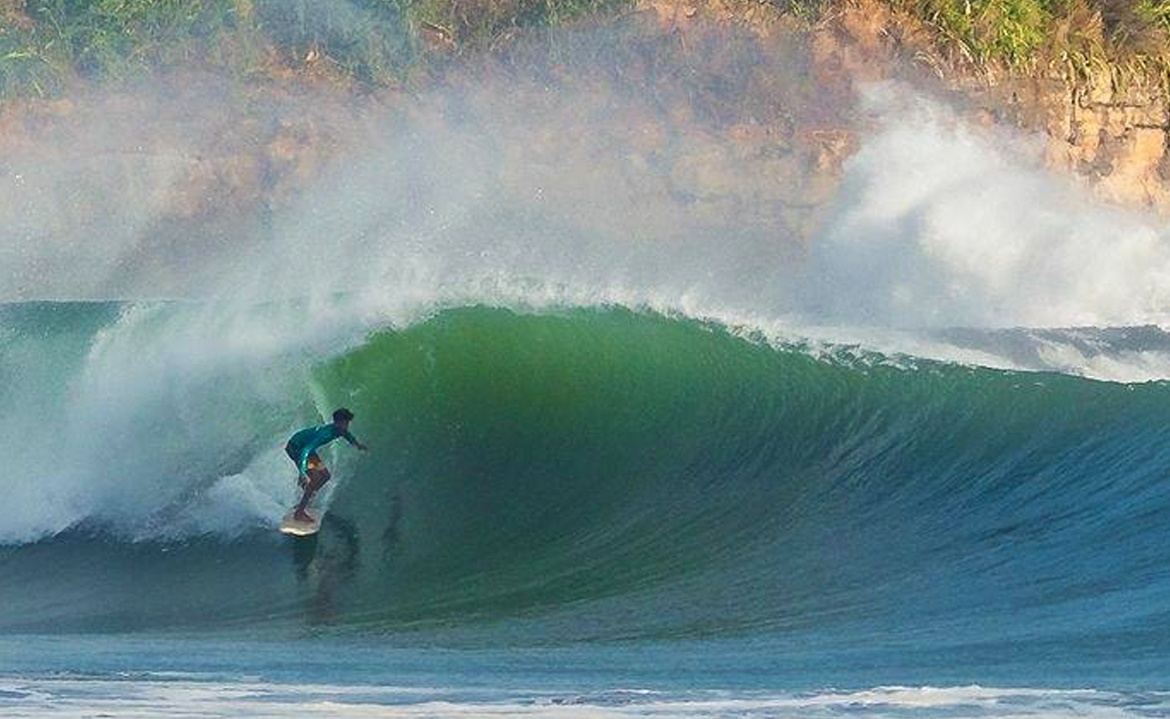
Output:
[{"xmin": 342, "ymin": 430, "xmax": 368, "ymax": 451}]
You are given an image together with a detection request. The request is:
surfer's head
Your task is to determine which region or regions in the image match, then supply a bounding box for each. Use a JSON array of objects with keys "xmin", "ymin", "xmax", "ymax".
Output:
[{"xmin": 332, "ymin": 407, "xmax": 355, "ymax": 429}]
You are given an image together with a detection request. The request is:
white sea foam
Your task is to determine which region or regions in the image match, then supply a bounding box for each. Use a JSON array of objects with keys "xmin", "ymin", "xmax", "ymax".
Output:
[
  {"xmin": 803, "ymin": 83, "xmax": 1170, "ymax": 331},
  {"xmin": 1, "ymin": 679, "xmax": 1162, "ymax": 718}
]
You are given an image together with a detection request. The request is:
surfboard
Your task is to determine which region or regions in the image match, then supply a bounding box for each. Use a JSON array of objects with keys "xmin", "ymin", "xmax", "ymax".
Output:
[{"xmin": 280, "ymin": 509, "xmax": 320, "ymax": 536}]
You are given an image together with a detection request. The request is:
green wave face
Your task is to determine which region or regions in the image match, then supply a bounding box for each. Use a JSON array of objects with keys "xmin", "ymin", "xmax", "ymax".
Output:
[
  {"xmin": 3, "ymin": 305, "xmax": 1170, "ymax": 651},
  {"xmin": 321, "ymin": 307, "xmax": 816, "ymax": 628}
]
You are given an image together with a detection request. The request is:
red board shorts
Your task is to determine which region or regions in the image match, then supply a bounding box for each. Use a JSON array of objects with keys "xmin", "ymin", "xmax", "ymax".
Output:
[{"xmin": 285, "ymin": 444, "xmax": 324, "ymax": 473}]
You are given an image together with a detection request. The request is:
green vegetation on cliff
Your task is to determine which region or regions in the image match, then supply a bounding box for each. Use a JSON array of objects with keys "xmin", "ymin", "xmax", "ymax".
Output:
[
  {"xmin": 883, "ymin": 0, "xmax": 1170, "ymax": 78},
  {"xmin": 0, "ymin": 0, "xmax": 627, "ymax": 97},
  {"xmin": 784, "ymin": 0, "xmax": 1170, "ymax": 79},
  {"xmin": 3, "ymin": 0, "xmax": 1170, "ymax": 98}
]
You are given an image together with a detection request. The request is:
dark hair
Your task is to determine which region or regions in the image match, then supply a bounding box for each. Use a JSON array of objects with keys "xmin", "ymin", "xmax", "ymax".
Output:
[{"xmin": 332, "ymin": 407, "xmax": 355, "ymax": 423}]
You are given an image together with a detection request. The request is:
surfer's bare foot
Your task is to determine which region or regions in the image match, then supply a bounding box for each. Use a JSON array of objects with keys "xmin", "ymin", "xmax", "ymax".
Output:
[{"xmin": 294, "ymin": 510, "xmax": 312, "ymax": 523}]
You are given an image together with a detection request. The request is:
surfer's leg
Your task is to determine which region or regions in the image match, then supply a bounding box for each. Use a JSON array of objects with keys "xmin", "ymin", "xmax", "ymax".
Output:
[
  {"xmin": 306, "ymin": 466, "xmax": 331, "ymax": 495},
  {"xmin": 286, "ymin": 445, "xmax": 300, "ymax": 485},
  {"xmin": 294, "ymin": 478, "xmax": 321, "ymax": 520},
  {"xmin": 294, "ymin": 461, "xmax": 330, "ymax": 521},
  {"xmin": 294, "ymin": 486, "xmax": 313, "ymax": 520}
]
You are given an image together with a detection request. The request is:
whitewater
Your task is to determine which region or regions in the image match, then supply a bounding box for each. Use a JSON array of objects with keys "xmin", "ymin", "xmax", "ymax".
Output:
[{"xmin": 5, "ymin": 74, "xmax": 1170, "ymax": 715}]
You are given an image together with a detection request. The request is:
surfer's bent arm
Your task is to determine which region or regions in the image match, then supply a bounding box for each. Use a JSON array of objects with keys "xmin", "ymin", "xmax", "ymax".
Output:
[{"xmin": 342, "ymin": 430, "xmax": 366, "ymax": 450}]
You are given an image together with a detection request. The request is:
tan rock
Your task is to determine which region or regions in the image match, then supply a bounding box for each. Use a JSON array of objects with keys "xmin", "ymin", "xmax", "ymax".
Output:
[
  {"xmin": 0, "ymin": 0, "xmax": 33, "ymax": 31},
  {"xmin": 669, "ymin": 143, "xmax": 739, "ymax": 200}
]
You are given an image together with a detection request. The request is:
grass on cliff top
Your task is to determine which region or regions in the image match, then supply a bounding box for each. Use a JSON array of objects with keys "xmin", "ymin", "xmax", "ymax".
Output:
[
  {"xmin": 3, "ymin": 0, "xmax": 243, "ymax": 96},
  {"xmin": 924, "ymin": 0, "xmax": 1170, "ymax": 80},
  {"xmin": 805, "ymin": 0, "xmax": 1170, "ymax": 82},
  {"xmin": 776, "ymin": 0, "xmax": 1170, "ymax": 84},
  {"xmin": 0, "ymin": 0, "xmax": 629, "ymax": 98},
  {"xmin": 4, "ymin": 0, "xmax": 1170, "ymax": 98}
]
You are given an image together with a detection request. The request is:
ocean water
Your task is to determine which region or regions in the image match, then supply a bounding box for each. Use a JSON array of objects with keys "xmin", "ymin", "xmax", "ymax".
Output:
[
  {"xmin": 6, "ymin": 78, "xmax": 1170, "ymax": 715},
  {"xmin": 4, "ymin": 302, "xmax": 1170, "ymax": 715}
]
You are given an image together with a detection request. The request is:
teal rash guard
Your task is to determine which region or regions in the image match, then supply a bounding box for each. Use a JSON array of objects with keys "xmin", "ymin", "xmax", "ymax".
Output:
[{"xmin": 286, "ymin": 423, "xmax": 360, "ymax": 475}]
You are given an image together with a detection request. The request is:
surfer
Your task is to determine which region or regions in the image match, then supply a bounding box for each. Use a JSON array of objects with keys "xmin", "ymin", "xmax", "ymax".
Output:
[{"xmin": 285, "ymin": 408, "xmax": 368, "ymax": 522}]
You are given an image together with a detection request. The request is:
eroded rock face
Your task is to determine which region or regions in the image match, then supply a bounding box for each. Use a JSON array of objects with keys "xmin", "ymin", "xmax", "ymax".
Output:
[
  {"xmin": 790, "ymin": 0, "xmax": 1170, "ymax": 213},
  {"xmin": 19, "ymin": 0, "xmax": 1170, "ymax": 296},
  {"xmin": 5, "ymin": 0, "xmax": 1170, "ymax": 295},
  {"xmin": 1053, "ymin": 81, "xmax": 1170, "ymax": 211},
  {"xmin": 1, "ymin": 16, "xmax": 864, "ymax": 298},
  {"xmin": 0, "ymin": 0, "xmax": 32, "ymax": 31},
  {"xmin": 649, "ymin": 0, "xmax": 1170, "ymax": 215}
]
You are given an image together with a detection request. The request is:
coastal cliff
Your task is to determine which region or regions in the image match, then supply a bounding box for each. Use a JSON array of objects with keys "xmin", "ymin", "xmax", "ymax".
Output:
[
  {"xmin": 794, "ymin": 0, "xmax": 1170, "ymax": 212},
  {"xmin": 3, "ymin": 0, "xmax": 1170, "ymax": 284}
]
